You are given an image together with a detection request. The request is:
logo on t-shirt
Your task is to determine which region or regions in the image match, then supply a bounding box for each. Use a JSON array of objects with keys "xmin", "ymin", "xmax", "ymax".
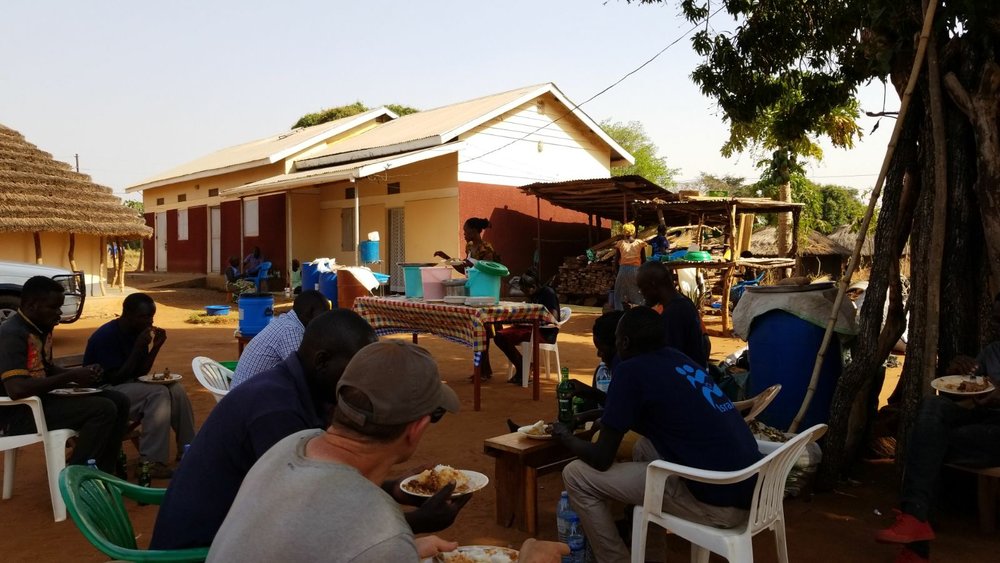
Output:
[{"xmin": 675, "ymin": 364, "xmax": 734, "ymax": 413}]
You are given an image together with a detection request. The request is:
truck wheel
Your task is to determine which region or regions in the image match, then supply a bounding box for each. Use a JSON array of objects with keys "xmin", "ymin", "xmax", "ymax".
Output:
[{"xmin": 0, "ymin": 294, "xmax": 20, "ymax": 324}]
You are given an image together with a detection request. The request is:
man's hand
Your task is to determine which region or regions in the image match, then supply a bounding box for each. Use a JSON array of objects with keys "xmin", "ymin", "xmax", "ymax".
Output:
[
  {"xmin": 151, "ymin": 327, "xmax": 167, "ymax": 348},
  {"xmin": 136, "ymin": 327, "xmax": 154, "ymax": 349},
  {"xmin": 414, "ymin": 536, "xmax": 459, "ymax": 559},
  {"xmin": 65, "ymin": 364, "xmax": 103, "ymax": 386},
  {"xmin": 433, "ymin": 251, "xmax": 451, "ymax": 260},
  {"xmin": 403, "ymin": 482, "xmax": 472, "ymax": 534},
  {"xmin": 519, "ymin": 539, "xmax": 570, "ymax": 563},
  {"xmin": 974, "ymin": 388, "xmax": 1000, "ymax": 409},
  {"xmin": 550, "ymin": 421, "xmax": 574, "ymax": 440},
  {"xmin": 947, "ymin": 355, "xmax": 979, "ymax": 375}
]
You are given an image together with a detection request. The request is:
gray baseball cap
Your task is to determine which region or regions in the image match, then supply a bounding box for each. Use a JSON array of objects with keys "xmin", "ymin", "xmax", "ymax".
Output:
[{"xmin": 336, "ymin": 340, "xmax": 460, "ymax": 426}]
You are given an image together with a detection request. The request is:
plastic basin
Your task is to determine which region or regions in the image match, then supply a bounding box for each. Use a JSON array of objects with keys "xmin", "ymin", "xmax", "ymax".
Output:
[
  {"xmin": 204, "ymin": 305, "xmax": 230, "ymax": 316},
  {"xmin": 420, "ymin": 267, "xmax": 452, "ymax": 300}
]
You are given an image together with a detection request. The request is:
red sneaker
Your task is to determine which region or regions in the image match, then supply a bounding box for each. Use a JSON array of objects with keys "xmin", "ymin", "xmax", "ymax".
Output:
[
  {"xmin": 876, "ymin": 510, "xmax": 935, "ymax": 544},
  {"xmin": 895, "ymin": 546, "xmax": 930, "ymax": 563}
]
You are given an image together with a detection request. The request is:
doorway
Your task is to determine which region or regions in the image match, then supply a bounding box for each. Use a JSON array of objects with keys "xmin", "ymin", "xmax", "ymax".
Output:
[
  {"xmin": 388, "ymin": 207, "xmax": 405, "ymax": 293},
  {"xmin": 209, "ymin": 206, "xmax": 221, "ymax": 273},
  {"xmin": 155, "ymin": 211, "xmax": 167, "ymax": 272}
]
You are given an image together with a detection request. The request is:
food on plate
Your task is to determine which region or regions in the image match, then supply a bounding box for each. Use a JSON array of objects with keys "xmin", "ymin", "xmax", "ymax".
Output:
[
  {"xmin": 956, "ymin": 377, "xmax": 992, "ymax": 393},
  {"xmin": 435, "ymin": 546, "xmax": 518, "ymax": 563},
  {"xmin": 71, "ymin": 387, "xmax": 91, "ymax": 394},
  {"xmin": 521, "ymin": 420, "xmax": 553, "ymax": 437},
  {"xmin": 404, "ymin": 465, "xmax": 470, "ymax": 495}
]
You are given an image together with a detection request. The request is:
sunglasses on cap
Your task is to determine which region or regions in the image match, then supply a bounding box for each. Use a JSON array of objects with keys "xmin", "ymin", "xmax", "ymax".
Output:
[{"xmin": 430, "ymin": 407, "xmax": 447, "ymax": 423}]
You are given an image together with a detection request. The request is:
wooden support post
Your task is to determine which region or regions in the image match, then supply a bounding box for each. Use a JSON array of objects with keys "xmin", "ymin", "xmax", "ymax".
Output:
[
  {"xmin": 535, "ymin": 196, "xmax": 542, "ymax": 277},
  {"xmin": 33, "ymin": 232, "xmax": 42, "ymax": 264},
  {"xmin": 68, "ymin": 233, "xmax": 77, "ymax": 271},
  {"xmin": 98, "ymin": 236, "xmax": 107, "ymax": 296},
  {"xmin": 790, "ymin": 210, "xmax": 801, "ymax": 259}
]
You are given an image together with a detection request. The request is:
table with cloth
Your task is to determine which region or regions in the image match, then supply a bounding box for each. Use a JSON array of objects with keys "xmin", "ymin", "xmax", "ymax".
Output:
[{"xmin": 353, "ymin": 296, "xmax": 556, "ymax": 411}]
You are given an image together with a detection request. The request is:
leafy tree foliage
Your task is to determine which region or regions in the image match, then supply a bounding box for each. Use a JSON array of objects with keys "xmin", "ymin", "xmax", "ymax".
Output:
[
  {"xmin": 292, "ymin": 102, "xmax": 419, "ymax": 129},
  {"xmin": 600, "ymin": 119, "xmax": 677, "ymax": 188},
  {"xmin": 748, "ymin": 175, "xmax": 866, "ymax": 234},
  {"xmin": 698, "ymin": 172, "xmax": 745, "ymax": 197}
]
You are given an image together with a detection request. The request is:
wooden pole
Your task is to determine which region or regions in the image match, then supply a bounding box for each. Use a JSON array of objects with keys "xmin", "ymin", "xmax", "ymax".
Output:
[
  {"xmin": 117, "ymin": 238, "xmax": 126, "ymax": 291},
  {"xmin": 788, "ymin": 0, "xmax": 940, "ymax": 433},
  {"xmin": 721, "ymin": 204, "xmax": 738, "ymax": 334},
  {"xmin": 33, "ymin": 232, "xmax": 42, "ymax": 264},
  {"xmin": 99, "ymin": 236, "xmax": 107, "ymax": 296},
  {"xmin": 68, "ymin": 233, "xmax": 77, "ymax": 271}
]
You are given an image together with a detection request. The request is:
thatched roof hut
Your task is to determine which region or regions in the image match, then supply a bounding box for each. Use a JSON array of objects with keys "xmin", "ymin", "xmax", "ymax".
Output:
[
  {"xmin": 0, "ymin": 124, "xmax": 150, "ymax": 238},
  {"xmin": 749, "ymin": 226, "xmax": 851, "ymax": 257}
]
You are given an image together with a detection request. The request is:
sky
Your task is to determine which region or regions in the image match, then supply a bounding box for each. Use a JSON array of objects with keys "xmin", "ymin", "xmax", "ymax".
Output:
[{"xmin": 1, "ymin": 1, "xmax": 900, "ymax": 201}]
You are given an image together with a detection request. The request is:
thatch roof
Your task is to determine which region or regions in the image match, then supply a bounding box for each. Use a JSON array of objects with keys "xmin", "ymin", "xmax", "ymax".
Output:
[
  {"xmin": 0, "ymin": 125, "xmax": 151, "ymax": 238},
  {"xmin": 749, "ymin": 226, "xmax": 851, "ymax": 257}
]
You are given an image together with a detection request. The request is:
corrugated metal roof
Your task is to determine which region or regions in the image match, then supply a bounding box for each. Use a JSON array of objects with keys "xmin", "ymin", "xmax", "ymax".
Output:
[
  {"xmin": 127, "ymin": 108, "xmax": 395, "ymax": 192},
  {"xmin": 296, "ymin": 83, "xmax": 632, "ymax": 169}
]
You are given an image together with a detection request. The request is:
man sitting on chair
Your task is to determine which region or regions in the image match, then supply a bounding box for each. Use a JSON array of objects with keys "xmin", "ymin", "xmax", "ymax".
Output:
[
  {"xmin": 0, "ymin": 276, "xmax": 130, "ymax": 473},
  {"xmin": 84, "ymin": 293, "xmax": 196, "ymax": 479},
  {"xmin": 556, "ymin": 307, "xmax": 760, "ymax": 563},
  {"xmin": 494, "ymin": 272, "xmax": 560, "ymax": 386}
]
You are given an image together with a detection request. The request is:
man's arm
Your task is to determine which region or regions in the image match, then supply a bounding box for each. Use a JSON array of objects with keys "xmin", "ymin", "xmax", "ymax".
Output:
[
  {"xmin": 95, "ymin": 328, "xmax": 154, "ymax": 385},
  {"xmin": 4, "ymin": 366, "xmax": 103, "ymax": 399},
  {"xmin": 552, "ymin": 422, "xmax": 624, "ymax": 472}
]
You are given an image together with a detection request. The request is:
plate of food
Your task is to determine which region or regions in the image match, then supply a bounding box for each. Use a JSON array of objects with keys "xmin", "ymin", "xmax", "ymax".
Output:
[
  {"xmin": 139, "ymin": 373, "xmax": 183, "ymax": 384},
  {"xmin": 931, "ymin": 375, "xmax": 995, "ymax": 396},
  {"xmin": 50, "ymin": 387, "xmax": 101, "ymax": 396},
  {"xmin": 433, "ymin": 545, "xmax": 519, "ymax": 563},
  {"xmin": 518, "ymin": 420, "xmax": 555, "ymax": 440},
  {"xmin": 399, "ymin": 465, "xmax": 488, "ymax": 497}
]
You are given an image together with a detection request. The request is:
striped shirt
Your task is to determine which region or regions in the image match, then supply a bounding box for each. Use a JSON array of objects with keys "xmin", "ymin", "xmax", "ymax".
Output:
[{"xmin": 231, "ymin": 312, "xmax": 304, "ymax": 388}]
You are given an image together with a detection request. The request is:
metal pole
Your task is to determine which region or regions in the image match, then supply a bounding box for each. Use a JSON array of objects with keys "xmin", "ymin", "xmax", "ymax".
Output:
[{"xmin": 353, "ymin": 179, "xmax": 360, "ymax": 266}]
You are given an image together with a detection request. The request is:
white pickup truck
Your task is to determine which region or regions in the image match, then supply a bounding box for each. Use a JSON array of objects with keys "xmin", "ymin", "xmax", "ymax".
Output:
[{"xmin": 0, "ymin": 261, "xmax": 85, "ymax": 324}]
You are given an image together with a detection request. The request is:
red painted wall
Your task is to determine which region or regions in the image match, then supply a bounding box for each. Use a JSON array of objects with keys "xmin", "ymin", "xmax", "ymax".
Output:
[
  {"xmin": 220, "ymin": 200, "xmax": 242, "ymax": 273},
  {"xmin": 166, "ymin": 206, "xmax": 207, "ymax": 273},
  {"xmin": 457, "ymin": 182, "xmax": 609, "ymax": 283},
  {"xmin": 241, "ymin": 194, "xmax": 286, "ymax": 281},
  {"xmin": 142, "ymin": 213, "xmax": 154, "ymax": 272}
]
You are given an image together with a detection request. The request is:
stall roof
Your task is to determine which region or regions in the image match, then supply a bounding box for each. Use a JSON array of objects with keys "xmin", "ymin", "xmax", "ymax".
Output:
[
  {"xmin": 631, "ymin": 196, "xmax": 804, "ymax": 225},
  {"xmin": 519, "ymin": 175, "xmax": 677, "ymax": 220}
]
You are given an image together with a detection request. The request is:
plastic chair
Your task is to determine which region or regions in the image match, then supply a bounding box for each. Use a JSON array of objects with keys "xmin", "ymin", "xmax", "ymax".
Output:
[
  {"xmin": 59, "ymin": 465, "xmax": 209, "ymax": 562},
  {"xmin": 192, "ymin": 356, "xmax": 232, "ymax": 403},
  {"xmin": 507, "ymin": 306, "xmax": 572, "ymax": 388},
  {"xmin": 0, "ymin": 396, "xmax": 78, "ymax": 522},
  {"xmin": 733, "ymin": 384, "xmax": 782, "ymax": 423},
  {"xmin": 249, "ymin": 261, "xmax": 272, "ymax": 293},
  {"xmin": 730, "ymin": 271, "xmax": 766, "ymax": 307},
  {"xmin": 630, "ymin": 424, "xmax": 828, "ymax": 563}
]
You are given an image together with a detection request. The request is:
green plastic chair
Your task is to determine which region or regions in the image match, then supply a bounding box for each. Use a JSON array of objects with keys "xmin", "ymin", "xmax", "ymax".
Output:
[{"xmin": 59, "ymin": 465, "xmax": 209, "ymax": 562}]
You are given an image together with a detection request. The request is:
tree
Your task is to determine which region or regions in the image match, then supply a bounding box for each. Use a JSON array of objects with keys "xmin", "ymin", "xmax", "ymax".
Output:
[
  {"xmin": 600, "ymin": 119, "xmax": 678, "ymax": 188},
  {"xmin": 628, "ymin": 0, "xmax": 1000, "ymax": 489},
  {"xmin": 698, "ymin": 172, "xmax": 746, "ymax": 197},
  {"xmin": 749, "ymin": 174, "xmax": 866, "ymax": 235},
  {"xmin": 291, "ymin": 102, "xmax": 419, "ymax": 129}
]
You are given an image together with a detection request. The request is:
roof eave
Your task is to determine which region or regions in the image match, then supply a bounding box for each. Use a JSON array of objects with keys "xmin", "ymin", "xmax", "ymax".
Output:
[
  {"xmin": 266, "ymin": 107, "xmax": 398, "ymax": 163},
  {"xmin": 126, "ymin": 158, "xmax": 270, "ymax": 193},
  {"xmin": 295, "ymin": 135, "xmax": 444, "ymax": 171}
]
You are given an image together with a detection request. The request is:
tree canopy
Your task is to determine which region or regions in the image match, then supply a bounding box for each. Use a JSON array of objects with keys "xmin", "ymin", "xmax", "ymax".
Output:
[
  {"xmin": 292, "ymin": 102, "xmax": 419, "ymax": 129},
  {"xmin": 600, "ymin": 119, "xmax": 677, "ymax": 188}
]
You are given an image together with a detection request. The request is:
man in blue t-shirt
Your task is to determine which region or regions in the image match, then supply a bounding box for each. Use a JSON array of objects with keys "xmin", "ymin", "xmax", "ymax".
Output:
[
  {"xmin": 557, "ymin": 307, "xmax": 760, "ymax": 563},
  {"xmin": 637, "ymin": 261, "xmax": 709, "ymax": 368}
]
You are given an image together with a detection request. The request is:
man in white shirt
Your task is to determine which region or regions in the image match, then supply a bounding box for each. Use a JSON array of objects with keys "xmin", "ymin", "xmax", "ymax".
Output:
[{"xmin": 231, "ymin": 290, "xmax": 329, "ymax": 388}]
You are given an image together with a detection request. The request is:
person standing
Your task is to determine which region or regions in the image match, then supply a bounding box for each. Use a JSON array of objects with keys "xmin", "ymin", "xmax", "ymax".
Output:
[
  {"xmin": 230, "ymin": 290, "xmax": 329, "ymax": 388},
  {"xmin": 83, "ymin": 293, "xmax": 196, "ymax": 478},
  {"xmin": 0, "ymin": 276, "xmax": 129, "ymax": 472},
  {"xmin": 613, "ymin": 223, "xmax": 646, "ymax": 310}
]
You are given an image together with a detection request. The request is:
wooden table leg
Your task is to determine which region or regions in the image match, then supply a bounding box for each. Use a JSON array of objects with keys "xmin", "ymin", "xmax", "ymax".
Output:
[
  {"xmin": 532, "ymin": 320, "xmax": 541, "ymax": 401},
  {"xmin": 524, "ymin": 466, "xmax": 539, "ymax": 535},
  {"xmin": 493, "ymin": 454, "xmax": 525, "ymax": 528},
  {"xmin": 412, "ymin": 332, "xmax": 418, "ymax": 344}
]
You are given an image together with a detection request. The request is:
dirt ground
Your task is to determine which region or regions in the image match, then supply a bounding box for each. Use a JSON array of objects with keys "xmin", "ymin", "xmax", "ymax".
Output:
[{"xmin": 1, "ymin": 283, "xmax": 998, "ymax": 562}]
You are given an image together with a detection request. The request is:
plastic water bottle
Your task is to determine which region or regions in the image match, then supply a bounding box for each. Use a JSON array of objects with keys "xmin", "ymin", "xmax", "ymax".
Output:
[
  {"xmin": 182, "ymin": 443, "xmax": 191, "ymax": 461},
  {"xmin": 566, "ymin": 514, "xmax": 586, "ymax": 563},
  {"xmin": 86, "ymin": 458, "xmax": 98, "ymax": 470},
  {"xmin": 556, "ymin": 491, "xmax": 573, "ymax": 545},
  {"xmin": 595, "ymin": 362, "xmax": 611, "ymax": 394}
]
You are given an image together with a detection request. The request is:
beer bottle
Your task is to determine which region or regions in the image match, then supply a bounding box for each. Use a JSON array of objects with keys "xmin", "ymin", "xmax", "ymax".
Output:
[{"xmin": 557, "ymin": 367, "xmax": 574, "ymax": 424}]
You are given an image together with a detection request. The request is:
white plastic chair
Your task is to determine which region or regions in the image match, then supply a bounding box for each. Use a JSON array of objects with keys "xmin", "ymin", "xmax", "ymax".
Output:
[
  {"xmin": 507, "ymin": 306, "xmax": 572, "ymax": 387},
  {"xmin": 630, "ymin": 424, "xmax": 828, "ymax": 563},
  {"xmin": 191, "ymin": 357, "xmax": 232, "ymax": 403},
  {"xmin": 0, "ymin": 396, "xmax": 78, "ymax": 522}
]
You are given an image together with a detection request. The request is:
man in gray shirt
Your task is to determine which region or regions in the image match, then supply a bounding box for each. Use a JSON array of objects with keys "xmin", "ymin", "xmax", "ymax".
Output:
[{"xmin": 208, "ymin": 341, "xmax": 568, "ymax": 563}]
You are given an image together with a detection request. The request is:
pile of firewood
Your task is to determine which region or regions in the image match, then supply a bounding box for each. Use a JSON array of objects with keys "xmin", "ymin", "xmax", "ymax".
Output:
[{"xmin": 555, "ymin": 256, "xmax": 615, "ymax": 302}]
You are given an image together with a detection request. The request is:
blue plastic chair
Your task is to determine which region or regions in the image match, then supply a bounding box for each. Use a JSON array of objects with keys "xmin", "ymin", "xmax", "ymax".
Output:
[
  {"xmin": 730, "ymin": 271, "xmax": 765, "ymax": 306},
  {"xmin": 250, "ymin": 261, "xmax": 272, "ymax": 293}
]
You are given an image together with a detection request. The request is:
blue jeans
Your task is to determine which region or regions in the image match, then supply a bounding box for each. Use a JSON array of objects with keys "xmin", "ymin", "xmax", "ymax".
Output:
[{"xmin": 900, "ymin": 396, "xmax": 1000, "ymax": 520}]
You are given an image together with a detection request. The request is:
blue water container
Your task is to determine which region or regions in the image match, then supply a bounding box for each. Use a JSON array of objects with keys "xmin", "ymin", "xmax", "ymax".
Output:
[
  {"xmin": 747, "ymin": 310, "xmax": 842, "ymax": 431},
  {"xmin": 402, "ymin": 265, "xmax": 424, "ymax": 298},
  {"xmin": 359, "ymin": 241, "xmax": 380, "ymax": 263},
  {"xmin": 238, "ymin": 294, "xmax": 274, "ymax": 337},
  {"xmin": 302, "ymin": 261, "xmax": 321, "ymax": 291},
  {"xmin": 466, "ymin": 260, "xmax": 508, "ymax": 303},
  {"xmin": 319, "ymin": 271, "xmax": 338, "ymax": 307}
]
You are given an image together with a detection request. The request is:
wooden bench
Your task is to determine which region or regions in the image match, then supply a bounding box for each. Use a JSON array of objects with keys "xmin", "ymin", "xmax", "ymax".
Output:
[
  {"xmin": 483, "ymin": 432, "xmax": 580, "ymax": 535},
  {"xmin": 947, "ymin": 464, "xmax": 1000, "ymax": 533}
]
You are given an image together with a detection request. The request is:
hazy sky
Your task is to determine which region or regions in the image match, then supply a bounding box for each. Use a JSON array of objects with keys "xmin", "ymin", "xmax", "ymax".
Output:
[{"xmin": 2, "ymin": 1, "xmax": 899, "ymax": 200}]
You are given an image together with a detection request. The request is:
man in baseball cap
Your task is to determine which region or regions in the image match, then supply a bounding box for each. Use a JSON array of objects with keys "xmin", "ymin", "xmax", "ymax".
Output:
[{"xmin": 208, "ymin": 341, "xmax": 567, "ymax": 562}]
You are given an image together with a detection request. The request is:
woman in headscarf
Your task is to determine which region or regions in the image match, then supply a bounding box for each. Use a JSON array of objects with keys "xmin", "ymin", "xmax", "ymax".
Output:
[{"xmin": 613, "ymin": 223, "xmax": 646, "ymax": 310}]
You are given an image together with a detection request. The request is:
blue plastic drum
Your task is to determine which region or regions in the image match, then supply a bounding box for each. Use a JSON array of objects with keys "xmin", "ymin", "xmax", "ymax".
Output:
[{"xmin": 238, "ymin": 294, "xmax": 274, "ymax": 337}]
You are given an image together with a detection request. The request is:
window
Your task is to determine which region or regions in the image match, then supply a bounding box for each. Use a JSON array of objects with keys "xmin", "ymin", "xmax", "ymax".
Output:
[
  {"xmin": 177, "ymin": 209, "xmax": 189, "ymax": 241},
  {"xmin": 244, "ymin": 198, "xmax": 259, "ymax": 237},
  {"xmin": 341, "ymin": 208, "xmax": 355, "ymax": 252},
  {"xmin": 387, "ymin": 182, "xmax": 400, "ymax": 195},
  {"xmin": 156, "ymin": 197, "xmax": 164, "ymax": 206},
  {"xmin": 177, "ymin": 194, "xmax": 187, "ymax": 203},
  {"xmin": 208, "ymin": 188, "xmax": 219, "ymax": 197}
]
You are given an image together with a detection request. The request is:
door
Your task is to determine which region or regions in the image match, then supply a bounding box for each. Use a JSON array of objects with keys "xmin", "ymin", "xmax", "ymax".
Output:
[
  {"xmin": 155, "ymin": 211, "xmax": 167, "ymax": 272},
  {"xmin": 209, "ymin": 206, "xmax": 221, "ymax": 273},
  {"xmin": 388, "ymin": 207, "xmax": 405, "ymax": 293}
]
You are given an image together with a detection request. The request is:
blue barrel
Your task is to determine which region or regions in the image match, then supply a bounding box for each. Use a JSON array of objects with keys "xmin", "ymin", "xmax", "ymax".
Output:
[
  {"xmin": 747, "ymin": 310, "xmax": 842, "ymax": 431},
  {"xmin": 238, "ymin": 294, "xmax": 274, "ymax": 337},
  {"xmin": 359, "ymin": 241, "xmax": 380, "ymax": 263},
  {"xmin": 319, "ymin": 271, "xmax": 339, "ymax": 307},
  {"xmin": 302, "ymin": 261, "xmax": 321, "ymax": 291}
]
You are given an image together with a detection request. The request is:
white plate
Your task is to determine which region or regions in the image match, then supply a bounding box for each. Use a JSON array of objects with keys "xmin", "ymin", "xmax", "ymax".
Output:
[
  {"xmin": 50, "ymin": 387, "xmax": 101, "ymax": 396},
  {"xmin": 443, "ymin": 296, "xmax": 468, "ymax": 305},
  {"xmin": 139, "ymin": 374, "xmax": 183, "ymax": 384},
  {"xmin": 400, "ymin": 469, "xmax": 489, "ymax": 497},
  {"xmin": 434, "ymin": 546, "xmax": 519, "ymax": 562},
  {"xmin": 517, "ymin": 422, "xmax": 554, "ymax": 440},
  {"xmin": 423, "ymin": 298, "xmax": 445, "ymax": 303},
  {"xmin": 931, "ymin": 375, "xmax": 995, "ymax": 396}
]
